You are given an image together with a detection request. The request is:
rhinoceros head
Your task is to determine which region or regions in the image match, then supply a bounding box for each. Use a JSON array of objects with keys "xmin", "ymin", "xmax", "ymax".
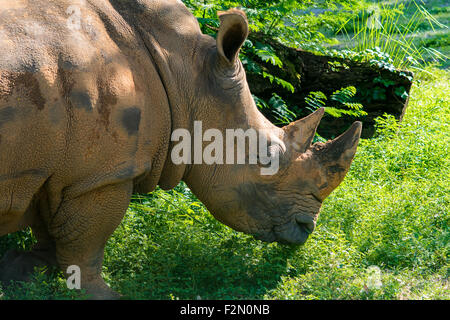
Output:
[{"xmin": 169, "ymin": 9, "xmax": 362, "ymax": 245}]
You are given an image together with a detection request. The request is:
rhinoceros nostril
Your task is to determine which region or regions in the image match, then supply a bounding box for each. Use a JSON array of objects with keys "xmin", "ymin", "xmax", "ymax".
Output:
[{"xmin": 295, "ymin": 215, "xmax": 316, "ymax": 234}]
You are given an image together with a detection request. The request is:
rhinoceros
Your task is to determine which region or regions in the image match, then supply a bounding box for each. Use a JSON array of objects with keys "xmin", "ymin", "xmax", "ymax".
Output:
[{"xmin": 0, "ymin": 0, "xmax": 361, "ymax": 299}]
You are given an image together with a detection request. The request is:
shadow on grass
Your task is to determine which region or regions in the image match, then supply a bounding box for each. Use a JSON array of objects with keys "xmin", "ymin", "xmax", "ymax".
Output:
[
  {"xmin": 107, "ymin": 235, "xmax": 299, "ymax": 300},
  {"xmin": 0, "ymin": 212, "xmax": 299, "ymax": 299}
]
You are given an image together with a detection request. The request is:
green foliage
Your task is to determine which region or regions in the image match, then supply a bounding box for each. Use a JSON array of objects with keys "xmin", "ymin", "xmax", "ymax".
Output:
[
  {"xmin": 183, "ymin": 0, "xmax": 363, "ymax": 47},
  {"xmin": 252, "ymin": 93, "xmax": 296, "ymax": 125},
  {"xmin": 305, "ymin": 86, "xmax": 367, "ymax": 118},
  {"xmin": 336, "ymin": 0, "xmax": 449, "ymax": 70},
  {"xmin": 0, "ymin": 269, "xmax": 86, "ymax": 300},
  {"xmin": 323, "ymin": 47, "xmax": 398, "ymax": 73},
  {"xmin": 305, "ymin": 91, "xmax": 327, "ymax": 110},
  {"xmin": 267, "ymin": 93, "xmax": 297, "ymax": 124}
]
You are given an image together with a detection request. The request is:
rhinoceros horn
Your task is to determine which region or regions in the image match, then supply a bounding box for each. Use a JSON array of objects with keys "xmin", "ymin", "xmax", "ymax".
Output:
[
  {"xmin": 283, "ymin": 107, "xmax": 325, "ymax": 153},
  {"xmin": 315, "ymin": 121, "xmax": 362, "ymax": 199}
]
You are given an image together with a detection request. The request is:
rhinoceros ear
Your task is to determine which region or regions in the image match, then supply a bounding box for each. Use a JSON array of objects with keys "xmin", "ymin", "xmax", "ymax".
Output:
[
  {"xmin": 283, "ymin": 108, "xmax": 325, "ymax": 153},
  {"xmin": 216, "ymin": 9, "xmax": 249, "ymax": 65}
]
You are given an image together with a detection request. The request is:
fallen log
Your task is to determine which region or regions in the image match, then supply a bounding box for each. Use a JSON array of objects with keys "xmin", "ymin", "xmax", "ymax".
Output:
[{"xmin": 245, "ymin": 32, "xmax": 414, "ymax": 138}]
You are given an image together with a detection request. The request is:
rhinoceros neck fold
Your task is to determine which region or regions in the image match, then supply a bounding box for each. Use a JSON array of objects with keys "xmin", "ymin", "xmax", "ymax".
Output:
[{"xmin": 138, "ymin": 30, "xmax": 194, "ymax": 189}]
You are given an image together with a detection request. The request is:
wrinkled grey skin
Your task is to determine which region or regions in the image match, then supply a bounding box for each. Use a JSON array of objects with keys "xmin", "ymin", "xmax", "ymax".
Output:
[{"xmin": 0, "ymin": 0, "xmax": 361, "ymax": 299}]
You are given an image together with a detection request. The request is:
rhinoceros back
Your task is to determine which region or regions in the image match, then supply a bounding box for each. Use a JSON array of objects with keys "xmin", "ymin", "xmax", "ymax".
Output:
[{"xmin": 0, "ymin": 0, "xmax": 172, "ymax": 235}]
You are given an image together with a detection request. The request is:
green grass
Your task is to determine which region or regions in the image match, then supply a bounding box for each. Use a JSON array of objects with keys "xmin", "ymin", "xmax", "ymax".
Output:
[
  {"xmin": 0, "ymin": 68, "xmax": 448, "ymax": 300},
  {"xmin": 332, "ymin": 0, "xmax": 449, "ymax": 69}
]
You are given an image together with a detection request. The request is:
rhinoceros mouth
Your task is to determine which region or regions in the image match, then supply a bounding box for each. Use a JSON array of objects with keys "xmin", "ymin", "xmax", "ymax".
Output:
[
  {"xmin": 275, "ymin": 218, "xmax": 314, "ymax": 245},
  {"xmin": 253, "ymin": 214, "xmax": 316, "ymax": 245}
]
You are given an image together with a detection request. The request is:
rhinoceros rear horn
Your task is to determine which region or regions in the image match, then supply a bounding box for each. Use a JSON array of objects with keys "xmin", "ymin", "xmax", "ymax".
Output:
[
  {"xmin": 283, "ymin": 108, "xmax": 325, "ymax": 153},
  {"xmin": 216, "ymin": 9, "xmax": 249, "ymax": 65}
]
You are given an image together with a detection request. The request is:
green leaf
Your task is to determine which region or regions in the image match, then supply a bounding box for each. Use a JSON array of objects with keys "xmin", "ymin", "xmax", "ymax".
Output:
[{"xmin": 262, "ymin": 72, "xmax": 295, "ymax": 93}]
